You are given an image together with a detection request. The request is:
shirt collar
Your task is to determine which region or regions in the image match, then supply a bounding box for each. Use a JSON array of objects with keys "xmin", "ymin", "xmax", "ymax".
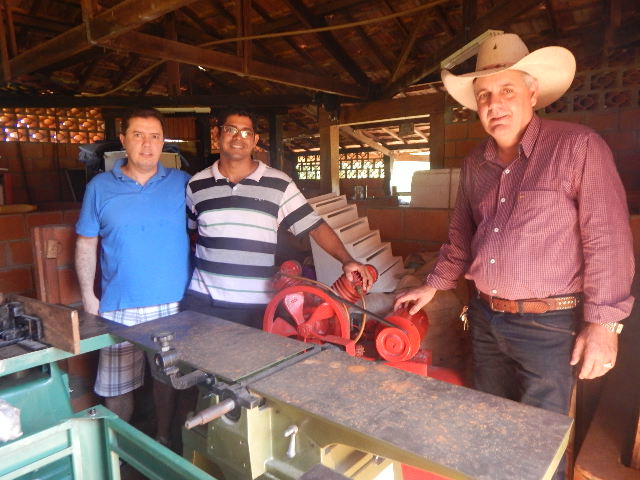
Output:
[
  {"xmin": 111, "ymin": 157, "xmax": 168, "ymax": 182},
  {"xmin": 211, "ymin": 159, "xmax": 266, "ymax": 182},
  {"xmin": 483, "ymin": 114, "xmax": 541, "ymax": 164}
]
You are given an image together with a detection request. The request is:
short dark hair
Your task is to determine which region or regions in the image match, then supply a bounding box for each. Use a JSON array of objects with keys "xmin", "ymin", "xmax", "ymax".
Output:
[
  {"xmin": 215, "ymin": 107, "xmax": 258, "ymax": 131},
  {"xmin": 120, "ymin": 107, "xmax": 166, "ymax": 136}
]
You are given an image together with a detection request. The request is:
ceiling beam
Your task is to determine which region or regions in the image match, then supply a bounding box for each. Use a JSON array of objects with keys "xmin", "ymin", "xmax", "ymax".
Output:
[
  {"xmin": 100, "ymin": 31, "xmax": 366, "ymax": 98},
  {"xmin": 9, "ymin": 0, "xmax": 198, "ymax": 78},
  {"xmin": 0, "ymin": 93, "xmax": 313, "ymax": 108},
  {"xmin": 382, "ymin": 0, "xmax": 543, "ymax": 97},
  {"xmin": 341, "ymin": 125, "xmax": 393, "ymax": 157},
  {"xmin": 339, "ymin": 92, "xmax": 444, "ymax": 126},
  {"xmin": 281, "ymin": 0, "xmax": 372, "ymax": 88}
]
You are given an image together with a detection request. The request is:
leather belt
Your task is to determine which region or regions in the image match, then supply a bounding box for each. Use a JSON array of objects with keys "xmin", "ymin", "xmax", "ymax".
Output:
[{"xmin": 479, "ymin": 292, "xmax": 581, "ymax": 314}]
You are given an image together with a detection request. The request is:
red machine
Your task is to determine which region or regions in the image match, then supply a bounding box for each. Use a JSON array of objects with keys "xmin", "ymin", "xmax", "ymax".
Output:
[
  {"xmin": 263, "ymin": 260, "xmax": 463, "ymax": 381},
  {"xmin": 263, "ymin": 261, "xmax": 464, "ymax": 479}
]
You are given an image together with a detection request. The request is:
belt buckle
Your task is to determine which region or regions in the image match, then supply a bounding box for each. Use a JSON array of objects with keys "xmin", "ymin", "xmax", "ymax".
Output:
[{"xmin": 490, "ymin": 297, "xmax": 506, "ymax": 313}]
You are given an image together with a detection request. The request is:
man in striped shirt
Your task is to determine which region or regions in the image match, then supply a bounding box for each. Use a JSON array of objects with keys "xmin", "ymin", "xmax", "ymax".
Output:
[
  {"xmin": 395, "ymin": 34, "xmax": 633, "ymax": 478},
  {"xmin": 182, "ymin": 108, "xmax": 373, "ymax": 328}
]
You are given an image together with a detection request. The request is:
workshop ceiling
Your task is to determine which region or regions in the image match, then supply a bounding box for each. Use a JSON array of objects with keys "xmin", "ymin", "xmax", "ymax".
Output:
[{"xmin": 1, "ymin": 0, "xmax": 639, "ymax": 153}]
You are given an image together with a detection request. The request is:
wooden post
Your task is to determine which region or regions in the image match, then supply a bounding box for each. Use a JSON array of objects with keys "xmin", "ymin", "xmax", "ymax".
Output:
[
  {"xmin": 318, "ymin": 107, "xmax": 340, "ymax": 194},
  {"xmin": 0, "ymin": 4, "xmax": 11, "ymax": 81},
  {"xmin": 429, "ymin": 112, "xmax": 445, "ymax": 169},
  {"xmin": 2, "ymin": 0, "xmax": 16, "ymax": 57},
  {"xmin": 268, "ymin": 112, "xmax": 283, "ymax": 170}
]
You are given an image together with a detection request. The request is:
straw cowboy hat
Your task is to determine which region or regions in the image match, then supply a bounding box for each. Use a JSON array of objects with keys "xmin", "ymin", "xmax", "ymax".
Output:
[{"xmin": 441, "ymin": 33, "xmax": 576, "ymax": 111}]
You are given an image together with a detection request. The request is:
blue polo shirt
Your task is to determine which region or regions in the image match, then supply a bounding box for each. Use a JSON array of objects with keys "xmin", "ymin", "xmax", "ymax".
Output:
[{"xmin": 76, "ymin": 160, "xmax": 190, "ymax": 313}]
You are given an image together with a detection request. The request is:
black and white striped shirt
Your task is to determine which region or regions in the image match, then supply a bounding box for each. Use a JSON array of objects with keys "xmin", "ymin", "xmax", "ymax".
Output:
[{"xmin": 186, "ymin": 160, "xmax": 322, "ymax": 307}]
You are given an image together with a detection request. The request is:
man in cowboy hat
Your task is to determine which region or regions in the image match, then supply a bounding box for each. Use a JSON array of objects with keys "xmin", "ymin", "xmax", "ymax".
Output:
[{"xmin": 396, "ymin": 32, "xmax": 633, "ymax": 476}]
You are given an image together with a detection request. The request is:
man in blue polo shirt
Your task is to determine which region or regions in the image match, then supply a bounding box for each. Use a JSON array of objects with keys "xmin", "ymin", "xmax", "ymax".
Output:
[{"xmin": 75, "ymin": 107, "xmax": 190, "ymax": 446}]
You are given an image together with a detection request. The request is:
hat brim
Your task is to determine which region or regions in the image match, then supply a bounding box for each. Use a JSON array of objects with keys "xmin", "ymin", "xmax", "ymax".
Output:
[{"xmin": 441, "ymin": 46, "xmax": 576, "ymax": 111}]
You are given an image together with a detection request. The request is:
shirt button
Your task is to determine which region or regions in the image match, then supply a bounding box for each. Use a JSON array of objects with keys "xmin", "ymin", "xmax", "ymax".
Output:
[
  {"xmin": 491, "ymin": 289, "xmax": 498, "ymax": 294},
  {"xmin": 504, "ymin": 169, "xmax": 510, "ymax": 174},
  {"xmin": 489, "ymin": 258, "xmax": 496, "ymax": 264},
  {"xmin": 493, "ymin": 227, "xmax": 499, "ymax": 232},
  {"xmin": 232, "ymin": 186, "xmax": 238, "ymax": 191},
  {"xmin": 500, "ymin": 197, "xmax": 506, "ymax": 203}
]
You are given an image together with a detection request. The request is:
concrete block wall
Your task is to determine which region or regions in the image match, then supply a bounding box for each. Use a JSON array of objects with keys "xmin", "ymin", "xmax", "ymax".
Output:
[{"xmin": 0, "ymin": 209, "xmax": 80, "ymax": 296}]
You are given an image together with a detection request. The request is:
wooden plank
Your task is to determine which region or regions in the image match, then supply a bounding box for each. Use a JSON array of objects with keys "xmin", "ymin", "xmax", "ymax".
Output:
[
  {"xmin": 4, "ymin": 293, "xmax": 80, "ymax": 354},
  {"xmin": 101, "ymin": 31, "xmax": 366, "ymax": 98},
  {"xmin": 32, "ymin": 225, "xmax": 61, "ymax": 304},
  {"xmin": 387, "ymin": 8, "xmax": 430, "ymax": 84},
  {"xmin": 9, "ymin": 0, "xmax": 198, "ymax": 78},
  {"xmin": 339, "ymin": 93, "xmax": 445, "ymax": 126}
]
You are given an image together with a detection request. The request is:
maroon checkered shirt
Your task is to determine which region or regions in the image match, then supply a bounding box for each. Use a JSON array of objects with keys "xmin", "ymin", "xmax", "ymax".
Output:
[{"xmin": 427, "ymin": 115, "xmax": 634, "ymax": 324}]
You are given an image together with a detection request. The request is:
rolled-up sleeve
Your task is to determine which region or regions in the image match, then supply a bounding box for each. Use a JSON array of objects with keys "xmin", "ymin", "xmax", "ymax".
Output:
[{"xmin": 576, "ymin": 132, "xmax": 634, "ymax": 323}]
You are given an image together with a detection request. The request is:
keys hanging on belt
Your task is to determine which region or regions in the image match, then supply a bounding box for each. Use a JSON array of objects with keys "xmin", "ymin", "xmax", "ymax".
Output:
[{"xmin": 459, "ymin": 305, "xmax": 469, "ymax": 331}]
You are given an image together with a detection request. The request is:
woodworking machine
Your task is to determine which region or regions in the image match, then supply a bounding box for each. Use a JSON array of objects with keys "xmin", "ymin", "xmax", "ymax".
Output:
[
  {"xmin": 0, "ymin": 293, "xmax": 573, "ymax": 480},
  {"xmin": 116, "ymin": 310, "xmax": 573, "ymax": 480}
]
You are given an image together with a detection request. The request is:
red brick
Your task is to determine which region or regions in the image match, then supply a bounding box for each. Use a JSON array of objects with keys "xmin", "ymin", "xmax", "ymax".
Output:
[
  {"xmin": 0, "ymin": 267, "xmax": 33, "ymax": 294},
  {"xmin": 366, "ymin": 207, "xmax": 403, "ymax": 241},
  {"xmin": 390, "ymin": 240, "xmax": 427, "ymax": 259},
  {"xmin": 8, "ymin": 240, "xmax": 32, "ymax": 265},
  {"xmin": 444, "ymin": 141, "xmax": 456, "ymax": 157},
  {"xmin": 403, "ymin": 208, "xmax": 450, "ymax": 243},
  {"xmin": 25, "ymin": 211, "xmax": 64, "ymax": 232},
  {"xmin": 445, "ymin": 157, "xmax": 464, "ymax": 169},
  {"xmin": 455, "ymin": 139, "xmax": 479, "ymax": 157},
  {"xmin": 603, "ymin": 131, "xmax": 636, "ymax": 153},
  {"xmin": 583, "ymin": 111, "xmax": 618, "ymax": 132},
  {"xmin": 0, "ymin": 243, "xmax": 7, "ymax": 268},
  {"xmin": 468, "ymin": 120, "xmax": 489, "ymax": 139},
  {"xmin": 58, "ymin": 268, "xmax": 82, "ymax": 305},
  {"xmin": 619, "ymin": 109, "xmax": 640, "ymax": 129},
  {"xmin": 631, "ymin": 215, "xmax": 640, "ymax": 257},
  {"xmin": 445, "ymin": 123, "xmax": 468, "ymax": 140},
  {"xmin": 0, "ymin": 214, "xmax": 26, "ymax": 241}
]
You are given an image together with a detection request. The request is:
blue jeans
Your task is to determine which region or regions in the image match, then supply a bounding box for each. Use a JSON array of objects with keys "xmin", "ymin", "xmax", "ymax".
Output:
[{"xmin": 469, "ymin": 296, "xmax": 578, "ymax": 479}]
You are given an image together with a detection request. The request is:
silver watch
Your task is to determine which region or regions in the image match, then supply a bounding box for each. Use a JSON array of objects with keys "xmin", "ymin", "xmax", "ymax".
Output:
[{"xmin": 600, "ymin": 322, "xmax": 623, "ymax": 334}]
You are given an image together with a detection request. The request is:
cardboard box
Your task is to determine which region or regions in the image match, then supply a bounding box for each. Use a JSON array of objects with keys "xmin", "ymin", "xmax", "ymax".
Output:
[
  {"xmin": 103, "ymin": 151, "xmax": 181, "ymax": 171},
  {"xmin": 410, "ymin": 168, "xmax": 460, "ymax": 209}
]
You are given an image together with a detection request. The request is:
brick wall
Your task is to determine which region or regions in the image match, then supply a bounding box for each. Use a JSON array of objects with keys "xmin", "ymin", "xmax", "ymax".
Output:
[
  {"xmin": 0, "ymin": 209, "xmax": 80, "ymax": 296},
  {"xmin": 443, "ymin": 107, "xmax": 640, "ymax": 213},
  {"xmin": 355, "ymin": 204, "xmax": 451, "ymax": 259}
]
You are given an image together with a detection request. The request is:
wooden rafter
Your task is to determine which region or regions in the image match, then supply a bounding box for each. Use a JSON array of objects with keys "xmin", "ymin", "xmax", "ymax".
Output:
[
  {"xmin": 164, "ymin": 12, "xmax": 181, "ymax": 96},
  {"xmin": 341, "ymin": 126, "xmax": 393, "ymax": 157},
  {"xmin": 281, "ymin": 0, "xmax": 372, "ymax": 88},
  {"xmin": 388, "ymin": 8, "xmax": 431, "ymax": 84},
  {"xmin": 381, "ymin": 127, "xmax": 404, "ymax": 143},
  {"xmin": 2, "ymin": 0, "xmax": 17, "ymax": 57},
  {"xmin": 100, "ymin": 31, "xmax": 366, "ymax": 98},
  {"xmin": 344, "ymin": 11, "xmax": 393, "ymax": 75},
  {"xmin": 382, "ymin": 0, "xmax": 543, "ymax": 97},
  {"xmin": 9, "ymin": 0, "xmax": 198, "ymax": 79}
]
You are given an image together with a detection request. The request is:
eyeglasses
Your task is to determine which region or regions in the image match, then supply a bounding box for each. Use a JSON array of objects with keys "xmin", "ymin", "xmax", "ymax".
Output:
[{"xmin": 221, "ymin": 124, "xmax": 255, "ymax": 139}]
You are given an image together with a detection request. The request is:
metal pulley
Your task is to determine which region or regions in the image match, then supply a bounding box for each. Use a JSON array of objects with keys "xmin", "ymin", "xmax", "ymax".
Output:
[{"xmin": 375, "ymin": 309, "xmax": 429, "ymax": 362}]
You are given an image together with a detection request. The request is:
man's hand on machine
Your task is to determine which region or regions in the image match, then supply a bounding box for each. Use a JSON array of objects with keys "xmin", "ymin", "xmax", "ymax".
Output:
[
  {"xmin": 342, "ymin": 261, "xmax": 375, "ymax": 292},
  {"xmin": 394, "ymin": 285, "xmax": 437, "ymax": 315}
]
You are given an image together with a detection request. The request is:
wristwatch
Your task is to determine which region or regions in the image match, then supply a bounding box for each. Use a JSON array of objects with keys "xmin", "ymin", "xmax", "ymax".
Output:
[{"xmin": 600, "ymin": 322, "xmax": 624, "ymax": 334}]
